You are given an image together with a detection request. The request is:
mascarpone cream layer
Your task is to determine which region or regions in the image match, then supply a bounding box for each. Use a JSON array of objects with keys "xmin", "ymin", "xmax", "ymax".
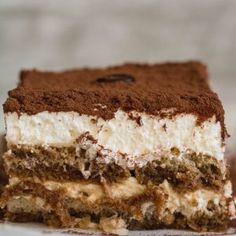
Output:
[
  {"xmin": 9, "ymin": 177, "xmax": 232, "ymax": 219},
  {"xmin": 5, "ymin": 110, "xmax": 224, "ymax": 160}
]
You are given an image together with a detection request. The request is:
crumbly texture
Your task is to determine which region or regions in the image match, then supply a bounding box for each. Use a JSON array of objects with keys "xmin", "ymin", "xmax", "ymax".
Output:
[
  {"xmin": 4, "ymin": 145, "xmax": 228, "ymax": 192},
  {"xmin": 0, "ymin": 180, "xmax": 230, "ymax": 233},
  {"xmin": 1, "ymin": 61, "xmax": 232, "ymax": 233},
  {"xmin": 3, "ymin": 61, "xmax": 226, "ymax": 137}
]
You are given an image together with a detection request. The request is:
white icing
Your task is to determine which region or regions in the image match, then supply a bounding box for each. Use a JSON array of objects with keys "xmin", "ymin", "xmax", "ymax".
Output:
[{"xmin": 5, "ymin": 110, "xmax": 224, "ymax": 160}]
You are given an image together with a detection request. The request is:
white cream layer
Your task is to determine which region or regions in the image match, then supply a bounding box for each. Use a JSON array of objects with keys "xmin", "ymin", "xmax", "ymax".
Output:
[{"xmin": 5, "ymin": 110, "xmax": 224, "ymax": 160}]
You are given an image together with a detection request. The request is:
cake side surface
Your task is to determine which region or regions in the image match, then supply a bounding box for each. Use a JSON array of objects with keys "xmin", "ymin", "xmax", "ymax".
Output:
[
  {"xmin": 5, "ymin": 111, "xmax": 224, "ymax": 160},
  {"xmin": 4, "ymin": 143, "xmax": 228, "ymax": 191},
  {"xmin": 1, "ymin": 61, "xmax": 234, "ymax": 235},
  {"xmin": 1, "ymin": 178, "xmax": 232, "ymax": 232}
]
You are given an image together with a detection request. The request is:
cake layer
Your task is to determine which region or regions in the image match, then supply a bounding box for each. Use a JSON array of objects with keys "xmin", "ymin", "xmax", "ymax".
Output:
[
  {"xmin": 2, "ymin": 62, "xmax": 231, "ymax": 234},
  {"xmin": 1, "ymin": 178, "xmax": 233, "ymax": 233},
  {"xmin": 5, "ymin": 110, "xmax": 224, "ymax": 161},
  {"xmin": 4, "ymin": 144, "xmax": 228, "ymax": 191}
]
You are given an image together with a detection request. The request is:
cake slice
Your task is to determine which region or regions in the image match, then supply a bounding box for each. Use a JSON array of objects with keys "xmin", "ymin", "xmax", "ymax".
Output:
[{"xmin": 1, "ymin": 61, "xmax": 235, "ymax": 234}]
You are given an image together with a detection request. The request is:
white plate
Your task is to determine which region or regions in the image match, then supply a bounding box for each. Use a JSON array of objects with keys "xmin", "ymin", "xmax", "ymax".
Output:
[{"xmin": 0, "ymin": 223, "xmax": 236, "ymax": 236}]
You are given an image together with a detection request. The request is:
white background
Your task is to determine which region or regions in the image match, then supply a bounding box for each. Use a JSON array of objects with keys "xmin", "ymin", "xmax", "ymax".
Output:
[{"xmin": 0, "ymin": 0, "xmax": 236, "ymax": 140}]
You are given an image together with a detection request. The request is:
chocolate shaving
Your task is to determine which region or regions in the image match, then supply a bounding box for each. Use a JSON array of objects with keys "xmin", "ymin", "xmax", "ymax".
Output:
[{"xmin": 96, "ymin": 73, "xmax": 135, "ymax": 83}]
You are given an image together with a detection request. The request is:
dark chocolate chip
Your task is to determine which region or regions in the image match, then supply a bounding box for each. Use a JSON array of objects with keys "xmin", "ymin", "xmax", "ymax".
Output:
[{"xmin": 96, "ymin": 74, "xmax": 135, "ymax": 83}]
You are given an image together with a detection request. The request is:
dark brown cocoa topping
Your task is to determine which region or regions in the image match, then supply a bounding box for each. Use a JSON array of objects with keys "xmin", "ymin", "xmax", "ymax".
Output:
[{"xmin": 3, "ymin": 61, "xmax": 226, "ymax": 137}]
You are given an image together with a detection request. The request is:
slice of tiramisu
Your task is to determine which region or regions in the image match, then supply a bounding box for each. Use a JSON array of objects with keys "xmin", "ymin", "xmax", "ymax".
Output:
[{"xmin": 1, "ymin": 62, "xmax": 235, "ymax": 234}]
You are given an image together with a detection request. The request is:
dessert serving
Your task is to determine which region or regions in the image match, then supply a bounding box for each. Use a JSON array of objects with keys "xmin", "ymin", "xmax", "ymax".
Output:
[{"xmin": 0, "ymin": 61, "xmax": 235, "ymax": 235}]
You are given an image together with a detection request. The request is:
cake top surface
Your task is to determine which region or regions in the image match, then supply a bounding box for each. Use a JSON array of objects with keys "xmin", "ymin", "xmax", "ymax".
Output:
[{"xmin": 3, "ymin": 61, "xmax": 225, "ymax": 135}]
